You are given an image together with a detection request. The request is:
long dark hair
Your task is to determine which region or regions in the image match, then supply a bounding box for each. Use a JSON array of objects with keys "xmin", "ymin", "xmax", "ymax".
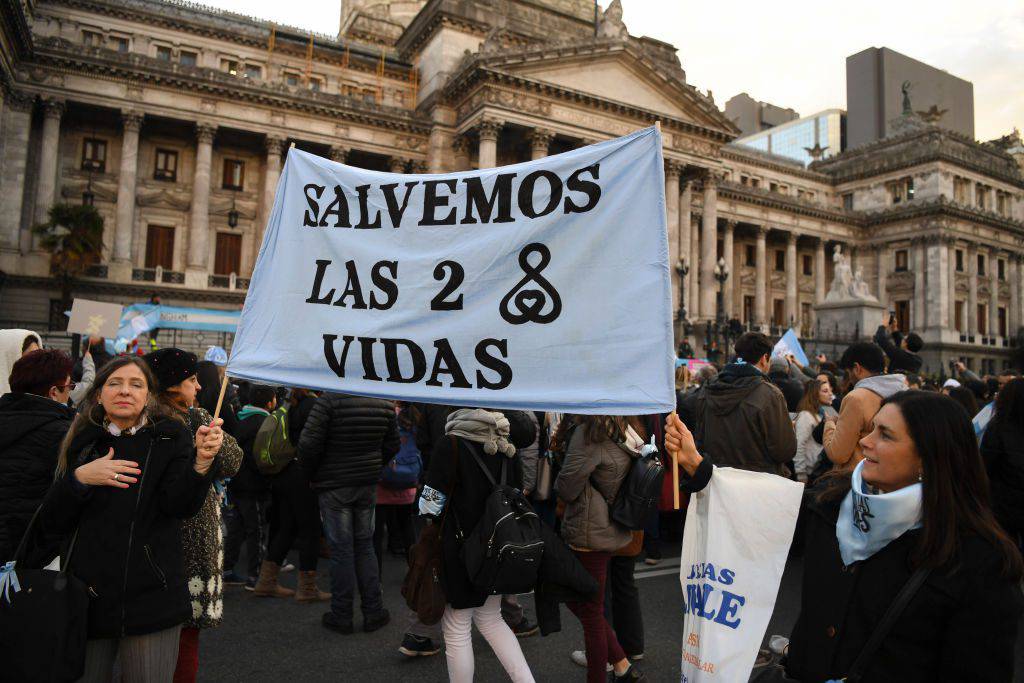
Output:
[
  {"xmin": 57, "ymin": 356, "xmax": 163, "ymax": 475},
  {"xmin": 575, "ymin": 415, "xmax": 647, "ymax": 446},
  {"xmin": 884, "ymin": 391, "xmax": 1022, "ymax": 579},
  {"xmin": 993, "ymin": 378, "xmax": 1024, "ymax": 428}
]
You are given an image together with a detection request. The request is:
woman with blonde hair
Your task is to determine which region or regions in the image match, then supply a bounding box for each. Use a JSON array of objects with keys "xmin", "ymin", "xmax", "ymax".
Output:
[{"xmin": 27, "ymin": 355, "xmax": 224, "ymax": 682}]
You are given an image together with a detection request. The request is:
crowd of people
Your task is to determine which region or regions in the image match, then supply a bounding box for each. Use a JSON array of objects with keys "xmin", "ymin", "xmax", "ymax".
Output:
[{"xmin": 0, "ymin": 313, "xmax": 1023, "ymax": 682}]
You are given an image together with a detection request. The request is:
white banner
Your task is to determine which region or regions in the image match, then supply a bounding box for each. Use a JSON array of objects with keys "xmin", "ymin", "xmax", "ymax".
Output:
[
  {"xmin": 228, "ymin": 127, "xmax": 674, "ymax": 414},
  {"xmin": 67, "ymin": 299, "xmax": 123, "ymax": 338},
  {"xmin": 679, "ymin": 468, "xmax": 803, "ymax": 682}
]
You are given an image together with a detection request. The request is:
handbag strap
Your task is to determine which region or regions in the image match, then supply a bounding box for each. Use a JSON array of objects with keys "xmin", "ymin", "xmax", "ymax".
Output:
[
  {"xmin": 464, "ymin": 439, "xmax": 505, "ymax": 488},
  {"xmin": 844, "ymin": 566, "xmax": 932, "ymax": 681},
  {"xmin": 11, "ymin": 500, "xmax": 80, "ymax": 575}
]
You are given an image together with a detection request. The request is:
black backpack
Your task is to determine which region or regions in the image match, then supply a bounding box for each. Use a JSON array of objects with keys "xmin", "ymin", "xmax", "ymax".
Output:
[
  {"xmin": 459, "ymin": 443, "xmax": 544, "ymax": 595},
  {"xmin": 608, "ymin": 436, "xmax": 664, "ymax": 531}
]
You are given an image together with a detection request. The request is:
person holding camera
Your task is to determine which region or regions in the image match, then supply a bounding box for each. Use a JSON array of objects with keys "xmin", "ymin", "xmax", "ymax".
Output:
[{"xmin": 874, "ymin": 312, "xmax": 923, "ymax": 375}]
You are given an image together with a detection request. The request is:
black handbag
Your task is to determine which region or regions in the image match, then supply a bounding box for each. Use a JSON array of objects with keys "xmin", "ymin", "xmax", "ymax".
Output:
[
  {"xmin": 0, "ymin": 506, "xmax": 89, "ymax": 682},
  {"xmin": 749, "ymin": 566, "xmax": 932, "ymax": 682}
]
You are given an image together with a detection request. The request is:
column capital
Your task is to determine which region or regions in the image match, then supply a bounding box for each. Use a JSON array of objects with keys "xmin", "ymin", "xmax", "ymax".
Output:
[
  {"xmin": 529, "ymin": 128, "xmax": 555, "ymax": 152},
  {"xmin": 121, "ymin": 110, "xmax": 144, "ymax": 133},
  {"xmin": 264, "ymin": 135, "xmax": 285, "ymax": 157},
  {"xmin": 722, "ymin": 219, "xmax": 737, "ymax": 231},
  {"xmin": 664, "ymin": 159, "xmax": 683, "ymax": 180},
  {"xmin": 329, "ymin": 145, "xmax": 349, "ymax": 163},
  {"xmin": 389, "ymin": 156, "xmax": 408, "ymax": 174},
  {"xmin": 40, "ymin": 98, "xmax": 65, "ymax": 120},
  {"xmin": 787, "ymin": 231, "xmax": 800, "ymax": 245},
  {"xmin": 6, "ymin": 90, "xmax": 34, "ymax": 113},
  {"xmin": 476, "ymin": 118, "xmax": 502, "ymax": 142},
  {"xmin": 925, "ymin": 233, "xmax": 946, "ymax": 246},
  {"xmin": 755, "ymin": 224, "xmax": 769, "ymax": 238},
  {"xmin": 195, "ymin": 122, "xmax": 217, "ymax": 144},
  {"xmin": 452, "ymin": 136, "xmax": 470, "ymax": 155},
  {"xmin": 410, "ymin": 160, "xmax": 428, "ymax": 174},
  {"xmin": 701, "ymin": 168, "xmax": 719, "ymax": 189}
]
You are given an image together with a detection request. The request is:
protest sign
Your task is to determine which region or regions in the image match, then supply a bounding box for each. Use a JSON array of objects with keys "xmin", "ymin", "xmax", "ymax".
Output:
[
  {"xmin": 228, "ymin": 126, "xmax": 674, "ymax": 414},
  {"xmin": 67, "ymin": 299, "xmax": 122, "ymax": 338},
  {"xmin": 772, "ymin": 328, "xmax": 808, "ymax": 366},
  {"xmin": 679, "ymin": 467, "xmax": 803, "ymax": 682}
]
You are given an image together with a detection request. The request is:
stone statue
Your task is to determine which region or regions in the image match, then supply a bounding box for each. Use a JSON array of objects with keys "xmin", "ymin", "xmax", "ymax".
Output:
[
  {"xmin": 901, "ymin": 80, "xmax": 913, "ymax": 116},
  {"xmin": 598, "ymin": 0, "xmax": 629, "ymax": 40},
  {"xmin": 825, "ymin": 245, "xmax": 878, "ymax": 302},
  {"xmin": 851, "ymin": 268, "xmax": 874, "ymax": 299}
]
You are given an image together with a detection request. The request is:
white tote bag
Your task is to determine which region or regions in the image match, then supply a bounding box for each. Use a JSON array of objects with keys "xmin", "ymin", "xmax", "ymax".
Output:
[{"xmin": 678, "ymin": 467, "xmax": 804, "ymax": 683}]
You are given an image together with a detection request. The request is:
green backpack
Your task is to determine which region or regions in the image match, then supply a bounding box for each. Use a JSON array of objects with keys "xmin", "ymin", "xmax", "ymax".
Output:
[{"xmin": 253, "ymin": 407, "xmax": 296, "ymax": 475}]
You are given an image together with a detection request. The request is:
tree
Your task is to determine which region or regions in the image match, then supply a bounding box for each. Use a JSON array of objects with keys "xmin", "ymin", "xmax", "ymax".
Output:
[{"xmin": 31, "ymin": 203, "xmax": 105, "ymax": 323}]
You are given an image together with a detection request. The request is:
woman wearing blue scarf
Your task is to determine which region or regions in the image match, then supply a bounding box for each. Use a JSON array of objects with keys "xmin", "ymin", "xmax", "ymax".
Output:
[{"xmin": 665, "ymin": 391, "xmax": 1023, "ymax": 682}]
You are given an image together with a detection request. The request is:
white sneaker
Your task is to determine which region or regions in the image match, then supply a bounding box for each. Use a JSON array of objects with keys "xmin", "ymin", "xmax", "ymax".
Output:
[
  {"xmin": 280, "ymin": 562, "xmax": 295, "ymax": 573},
  {"xmin": 570, "ymin": 650, "xmax": 612, "ymax": 672}
]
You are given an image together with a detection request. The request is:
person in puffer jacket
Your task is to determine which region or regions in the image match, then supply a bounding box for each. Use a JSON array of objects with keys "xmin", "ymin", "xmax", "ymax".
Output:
[
  {"xmin": 824, "ymin": 341, "xmax": 908, "ymax": 470},
  {"xmin": 298, "ymin": 392, "xmax": 400, "ymax": 635}
]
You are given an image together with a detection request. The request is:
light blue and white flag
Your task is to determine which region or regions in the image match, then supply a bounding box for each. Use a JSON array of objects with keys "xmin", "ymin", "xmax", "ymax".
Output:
[
  {"xmin": 228, "ymin": 127, "xmax": 674, "ymax": 414},
  {"xmin": 772, "ymin": 328, "xmax": 809, "ymax": 367},
  {"xmin": 118, "ymin": 304, "xmax": 241, "ymax": 339}
]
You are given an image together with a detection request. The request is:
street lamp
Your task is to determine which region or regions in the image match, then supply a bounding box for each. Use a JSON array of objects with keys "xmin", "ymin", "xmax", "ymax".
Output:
[
  {"xmin": 675, "ymin": 258, "xmax": 689, "ymax": 323},
  {"xmin": 712, "ymin": 257, "xmax": 731, "ymax": 360},
  {"xmin": 227, "ymin": 192, "xmax": 239, "ymax": 228}
]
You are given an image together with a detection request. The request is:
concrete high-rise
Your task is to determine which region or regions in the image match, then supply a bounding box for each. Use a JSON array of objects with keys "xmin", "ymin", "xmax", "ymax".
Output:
[
  {"xmin": 846, "ymin": 47, "xmax": 974, "ymax": 149},
  {"xmin": 725, "ymin": 93, "xmax": 799, "ymax": 137}
]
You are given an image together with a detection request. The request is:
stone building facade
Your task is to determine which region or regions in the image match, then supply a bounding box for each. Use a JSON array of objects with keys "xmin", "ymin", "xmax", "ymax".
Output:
[{"xmin": 0, "ymin": 0, "xmax": 1021, "ymax": 372}]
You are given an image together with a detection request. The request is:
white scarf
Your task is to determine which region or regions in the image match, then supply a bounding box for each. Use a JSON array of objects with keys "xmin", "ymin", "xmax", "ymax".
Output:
[{"xmin": 836, "ymin": 459, "xmax": 922, "ymax": 566}]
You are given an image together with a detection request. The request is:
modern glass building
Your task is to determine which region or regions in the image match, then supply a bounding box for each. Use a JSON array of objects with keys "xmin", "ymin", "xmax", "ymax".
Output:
[{"xmin": 731, "ymin": 109, "xmax": 847, "ymax": 165}]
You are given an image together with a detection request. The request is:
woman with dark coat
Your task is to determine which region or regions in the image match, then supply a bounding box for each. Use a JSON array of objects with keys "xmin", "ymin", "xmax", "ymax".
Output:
[
  {"xmin": 144, "ymin": 348, "xmax": 242, "ymax": 683},
  {"xmin": 980, "ymin": 377, "xmax": 1024, "ymax": 544},
  {"xmin": 664, "ymin": 392, "xmax": 1024, "ymax": 683},
  {"xmin": 419, "ymin": 408, "xmax": 536, "ymax": 683},
  {"xmin": 0, "ymin": 349, "xmax": 75, "ymax": 560},
  {"xmin": 28, "ymin": 356, "xmax": 224, "ymax": 682}
]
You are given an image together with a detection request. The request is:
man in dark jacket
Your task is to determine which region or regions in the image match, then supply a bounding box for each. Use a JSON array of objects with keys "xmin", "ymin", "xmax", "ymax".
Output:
[
  {"xmin": 873, "ymin": 316, "xmax": 923, "ymax": 375},
  {"xmin": 298, "ymin": 393, "xmax": 400, "ymax": 634},
  {"xmin": 0, "ymin": 349, "xmax": 75, "ymax": 560},
  {"xmin": 768, "ymin": 357, "xmax": 808, "ymax": 413},
  {"xmin": 688, "ymin": 332, "xmax": 796, "ymax": 476},
  {"xmin": 222, "ymin": 384, "xmax": 275, "ymax": 588}
]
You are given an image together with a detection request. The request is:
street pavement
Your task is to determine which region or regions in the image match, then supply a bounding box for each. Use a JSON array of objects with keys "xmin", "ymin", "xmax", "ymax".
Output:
[{"xmin": 199, "ymin": 541, "xmax": 805, "ymax": 682}]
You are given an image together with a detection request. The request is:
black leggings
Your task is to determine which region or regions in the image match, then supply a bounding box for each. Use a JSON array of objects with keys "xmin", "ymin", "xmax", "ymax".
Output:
[
  {"xmin": 266, "ymin": 463, "xmax": 321, "ymax": 571},
  {"xmin": 372, "ymin": 503, "xmax": 415, "ymax": 576}
]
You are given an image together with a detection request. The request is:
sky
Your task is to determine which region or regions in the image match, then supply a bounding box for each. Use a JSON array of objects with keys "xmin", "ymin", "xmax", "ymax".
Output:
[{"xmin": 201, "ymin": 0, "xmax": 1023, "ymax": 141}]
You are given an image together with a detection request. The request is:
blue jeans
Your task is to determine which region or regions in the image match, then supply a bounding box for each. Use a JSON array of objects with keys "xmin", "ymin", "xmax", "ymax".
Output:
[{"xmin": 319, "ymin": 485, "xmax": 384, "ymax": 621}]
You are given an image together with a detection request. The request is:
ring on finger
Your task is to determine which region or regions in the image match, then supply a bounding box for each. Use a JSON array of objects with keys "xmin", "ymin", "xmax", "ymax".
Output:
[{"xmin": 113, "ymin": 473, "xmax": 120, "ymax": 482}]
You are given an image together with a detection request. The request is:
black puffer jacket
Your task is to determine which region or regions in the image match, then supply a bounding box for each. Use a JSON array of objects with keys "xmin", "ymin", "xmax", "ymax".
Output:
[
  {"xmin": 297, "ymin": 394, "xmax": 400, "ymax": 490},
  {"xmin": 0, "ymin": 392, "xmax": 74, "ymax": 560},
  {"xmin": 28, "ymin": 417, "xmax": 219, "ymax": 638}
]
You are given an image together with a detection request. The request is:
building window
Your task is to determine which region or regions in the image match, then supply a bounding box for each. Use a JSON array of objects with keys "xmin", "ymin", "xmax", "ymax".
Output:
[
  {"xmin": 82, "ymin": 30, "xmax": 102, "ymax": 47},
  {"xmin": 112, "ymin": 36, "xmax": 130, "ymax": 53},
  {"xmin": 772, "ymin": 299, "xmax": 785, "ymax": 326},
  {"xmin": 841, "ymin": 193, "xmax": 853, "ymax": 210},
  {"xmin": 309, "ymin": 77, "xmax": 323, "ymax": 92},
  {"xmin": 154, "ymin": 149, "xmax": 178, "ymax": 181},
  {"xmin": 976, "ymin": 184, "xmax": 989, "ymax": 210},
  {"xmin": 888, "ymin": 177, "xmax": 915, "ymax": 204},
  {"xmin": 977, "ymin": 254, "xmax": 986, "ymax": 276},
  {"xmin": 214, "ymin": 232, "xmax": 242, "ymax": 275},
  {"xmin": 801, "ymin": 302, "xmax": 812, "ymax": 330},
  {"xmin": 716, "ymin": 239, "xmax": 723, "ymax": 260},
  {"xmin": 145, "ymin": 225, "xmax": 175, "ymax": 270},
  {"xmin": 155, "ymin": 45, "xmax": 172, "ymax": 61},
  {"xmin": 769, "ymin": 182, "xmax": 778, "ymax": 193},
  {"xmin": 998, "ymin": 259, "xmax": 1006, "ymax": 281},
  {"xmin": 81, "ymin": 138, "xmax": 107, "ymax": 172},
  {"xmin": 284, "ymin": 73, "xmax": 300, "ymax": 87},
  {"xmin": 744, "ymin": 244, "xmax": 756, "ymax": 267},
  {"xmin": 955, "ymin": 249, "xmax": 964, "ymax": 272},
  {"xmin": 740, "ymin": 175, "xmax": 748, "ymax": 186},
  {"xmin": 954, "ymin": 301, "xmax": 964, "ymax": 332},
  {"xmin": 774, "ymin": 250, "xmax": 785, "ymax": 272},
  {"xmin": 221, "ymin": 59, "xmax": 239, "ymax": 76},
  {"xmin": 222, "ymin": 159, "xmax": 244, "ymax": 190},
  {"xmin": 244, "ymin": 63, "xmax": 262, "ymax": 79},
  {"xmin": 894, "ymin": 300, "xmax": 910, "ymax": 335},
  {"xmin": 894, "ymin": 249, "xmax": 909, "ymax": 272},
  {"xmin": 802, "ymin": 254, "xmax": 812, "ymax": 276},
  {"xmin": 977, "ymin": 304, "xmax": 987, "ymax": 335},
  {"xmin": 999, "ymin": 307, "xmax": 1007, "ymax": 337},
  {"xmin": 750, "ymin": 178, "xmax": 760, "ymax": 189},
  {"xmin": 953, "ymin": 176, "xmax": 970, "ymax": 204},
  {"xmin": 743, "ymin": 296, "xmax": 754, "ymax": 324},
  {"xmin": 179, "ymin": 50, "xmax": 197, "ymax": 67}
]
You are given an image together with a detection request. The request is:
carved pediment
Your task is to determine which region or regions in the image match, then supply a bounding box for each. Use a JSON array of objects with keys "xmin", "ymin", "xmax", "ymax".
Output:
[
  {"xmin": 136, "ymin": 187, "xmax": 191, "ymax": 211},
  {"xmin": 61, "ymin": 180, "xmax": 117, "ymax": 203}
]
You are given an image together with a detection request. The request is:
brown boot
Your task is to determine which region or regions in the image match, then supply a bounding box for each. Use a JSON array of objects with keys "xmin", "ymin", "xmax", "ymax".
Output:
[
  {"xmin": 295, "ymin": 570, "xmax": 331, "ymax": 603},
  {"xmin": 252, "ymin": 561, "xmax": 295, "ymax": 598}
]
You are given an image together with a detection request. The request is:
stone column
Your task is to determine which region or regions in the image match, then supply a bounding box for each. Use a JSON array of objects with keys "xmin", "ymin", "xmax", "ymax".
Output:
[
  {"xmin": 679, "ymin": 180, "xmax": 692, "ymax": 263},
  {"xmin": 452, "ymin": 137, "xmax": 469, "ymax": 172},
  {"xmin": 529, "ymin": 129, "xmax": 554, "ymax": 161},
  {"xmin": 187, "ymin": 123, "xmax": 215, "ymax": 272},
  {"xmin": 990, "ymin": 249, "xmax": 1000, "ymax": 336},
  {"xmin": 664, "ymin": 162, "xmax": 681, "ymax": 315},
  {"xmin": 722, "ymin": 220, "xmax": 735, "ymax": 317},
  {"xmin": 754, "ymin": 226, "xmax": 768, "ymax": 328},
  {"xmin": 476, "ymin": 119, "xmax": 501, "ymax": 169},
  {"xmin": 785, "ymin": 232, "xmax": 799, "ymax": 325},
  {"xmin": 113, "ymin": 111, "xmax": 143, "ymax": 264},
  {"xmin": 329, "ymin": 145, "xmax": 349, "ymax": 164},
  {"xmin": 872, "ymin": 244, "xmax": 887, "ymax": 306},
  {"xmin": 913, "ymin": 237, "xmax": 927, "ymax": 329},
  {"xmin": 0, "ymin": 95, "xmax": 33, "ymax": 253},
  {"xmin": 948, "ymin": 239, "xmax": 959, "ymax": 332},
  {"xmin": 699, "ymin": 173, "xmax": 718, "ymax": 318},
  {"xmin": 253, "ymin": 135, "xmax": 285, "ymax": 270},
  {"xmin": 967, "ymin": 242, "xmax": 978, "ymax": 336},
  {"xmin": 1012, "ymin": 255, "xmax": 1022, "ymax": 336},
  {"xmin": 925, "ymin": 235, "xmax": 949, "ymax": 330},
  {"xmin": 34, "ymin": 99, "xmax": 65, "ymax": 226},
  {"xmin": 815, "ymin": 239, "xmax": 827, "ymax": 304},
  {"xmin": 389, "ymin": 156, "xmax": 408, "ymax": 174},
  {"xmin": 689, "ymin": 214, "xmax": 700, "ymax": 317}
]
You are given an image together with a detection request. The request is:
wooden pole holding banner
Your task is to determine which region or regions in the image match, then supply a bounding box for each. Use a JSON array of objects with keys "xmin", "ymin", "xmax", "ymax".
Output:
[
  {"xmin": 670, "ymin": 412, "xmax": 680, "ymax": 510},
  {"xmin": 212, "ymin": 374, "xmax": 229, "ymax": 423}
]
